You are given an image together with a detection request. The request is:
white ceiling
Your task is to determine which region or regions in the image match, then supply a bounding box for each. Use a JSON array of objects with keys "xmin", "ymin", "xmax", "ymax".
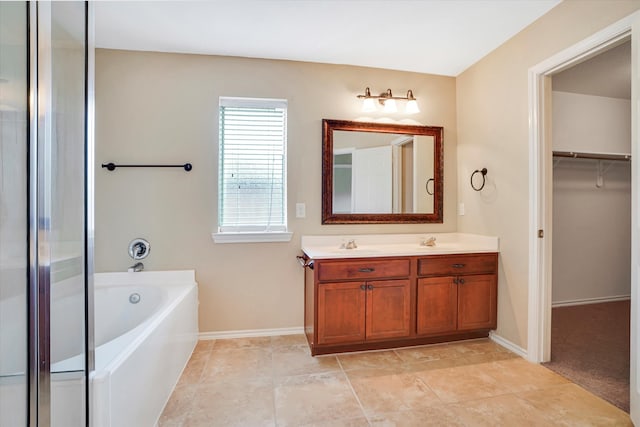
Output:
[{"xmin": 95, "ymin": 0, "xmax": 561, "ymax": 76}]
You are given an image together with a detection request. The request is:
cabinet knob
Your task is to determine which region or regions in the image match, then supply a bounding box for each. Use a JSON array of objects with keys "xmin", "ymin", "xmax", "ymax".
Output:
[
  {"xmin": 358, "ymin": 267, "xmax": 375, "ymax": 273},
  {"xmin": 453, "ymin": 278, "xmax": 459, "ymax": 285},
  {"xmin": 459, "ymin": 278, "xmax": 465, "ymax": 285},
  {"xmin": 360, "ymin": 284, "xmax": 366, "ymax": 290},
  {"xmin": 367, "ymin": 284, "xmax": 374, "ymax": 290}
]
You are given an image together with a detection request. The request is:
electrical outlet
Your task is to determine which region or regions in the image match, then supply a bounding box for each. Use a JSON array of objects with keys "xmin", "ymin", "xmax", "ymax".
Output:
[
  {"xmin": 458, "ymin": 202, "xmax": 465, "ymax": 216},
  {"xmin": 296, "ymin": 203, "xmax": 306, "ymax": 218}
]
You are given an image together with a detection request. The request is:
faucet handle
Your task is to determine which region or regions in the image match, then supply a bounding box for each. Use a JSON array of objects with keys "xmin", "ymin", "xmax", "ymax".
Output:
[{"xmin": 421, "ymin": 236, "xmax": 436, "ymax": 247}]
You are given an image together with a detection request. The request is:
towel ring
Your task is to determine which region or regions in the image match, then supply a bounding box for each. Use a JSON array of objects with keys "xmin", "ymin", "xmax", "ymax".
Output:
[
  {"xmin": 470, "ymin": 168, "xmax": 488, "ymax": 191},
  {"xmin": 425, "ymin": 178, "xmax": 434, "ymax": 196}
]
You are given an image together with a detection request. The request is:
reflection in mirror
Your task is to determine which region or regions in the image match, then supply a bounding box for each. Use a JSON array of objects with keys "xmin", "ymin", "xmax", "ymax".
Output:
[
  {"xmin": 332, "ymin": 131, "xmax": 435, "ymax": 214},
  {"xmin": 322, "ymin": 119, "xmax": 443, "ymax": 224}
]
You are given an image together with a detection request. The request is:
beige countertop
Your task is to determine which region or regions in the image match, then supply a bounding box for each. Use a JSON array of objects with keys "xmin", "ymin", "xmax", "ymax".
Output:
[{"xmin": 301, "ymin": 233, "xmax": 499, "ymax": 259}]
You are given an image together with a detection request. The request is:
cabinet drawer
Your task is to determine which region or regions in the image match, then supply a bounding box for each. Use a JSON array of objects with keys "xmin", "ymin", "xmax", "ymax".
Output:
[
  {"xmin": 418, "ymin": 253, "xmax": 497, "ymax": 276},
  {"xmin": 318, "ymin": 259, "xmax": 410, "ymax": 281}
]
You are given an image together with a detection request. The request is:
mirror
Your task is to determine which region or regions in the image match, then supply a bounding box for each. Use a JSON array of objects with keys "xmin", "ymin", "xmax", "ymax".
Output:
[{"xmin": 322, "ymin": 119, "xmax": 443, "ymax": 224}]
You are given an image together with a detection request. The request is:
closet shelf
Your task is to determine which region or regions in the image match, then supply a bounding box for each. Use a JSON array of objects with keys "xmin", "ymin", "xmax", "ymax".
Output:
[{"xmin": 552, "ymin": 151, "xmax": 631, "ymax": 161}]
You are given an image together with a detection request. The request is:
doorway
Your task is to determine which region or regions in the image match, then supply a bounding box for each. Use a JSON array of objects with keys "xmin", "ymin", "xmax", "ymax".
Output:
[
  {"xmin": 541, "ymin": 40, "xmax": 631, "ymax": 412},
  {"xmin": 527, "ymin": 10, "xmax": 640, "ymax": 424}
]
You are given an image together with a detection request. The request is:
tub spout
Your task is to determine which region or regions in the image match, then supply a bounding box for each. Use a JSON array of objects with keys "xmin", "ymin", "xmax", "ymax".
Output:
[{"xmin": 128, "ymin": 262, "xmax": 144, "ymax": 273}]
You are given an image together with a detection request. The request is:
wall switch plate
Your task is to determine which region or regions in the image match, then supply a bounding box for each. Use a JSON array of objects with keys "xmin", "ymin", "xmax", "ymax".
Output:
[
  {"xmin": 458, "ymin": 202, "xmax": 465, "ymax": 216},
  {"xmin": 296, "ymin": 203, "xmax": 306, "ymax": 218}
]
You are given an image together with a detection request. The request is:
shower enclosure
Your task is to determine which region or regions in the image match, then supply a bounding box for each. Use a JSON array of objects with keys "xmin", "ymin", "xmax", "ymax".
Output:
[{"xmin": 0, "ymin": 2, "xmax": 94, "ymax": 426}]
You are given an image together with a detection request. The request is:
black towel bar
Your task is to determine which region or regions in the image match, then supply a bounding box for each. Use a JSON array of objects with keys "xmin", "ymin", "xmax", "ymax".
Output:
[{"xmin": 101, "ymin": 162, "xmax": 193, "ymax": 172}]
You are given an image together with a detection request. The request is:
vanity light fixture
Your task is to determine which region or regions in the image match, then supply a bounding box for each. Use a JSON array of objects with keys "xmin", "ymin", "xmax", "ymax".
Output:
[{"xmin": 356, "ymin": 87, "xmax": 420, "ymax": 114}]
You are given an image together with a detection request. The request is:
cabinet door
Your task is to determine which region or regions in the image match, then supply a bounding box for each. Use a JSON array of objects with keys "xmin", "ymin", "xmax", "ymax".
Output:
[
  {"xmin": 366, "ymin": 279, "xmax": 411, "ymax": 340},
  {"xmin": 416, "ymin": 277, "xmax": 457, "ymax": 335},
  {"xmin": 457, "ymin": 274, "xmax": 497, "ymax": 331},
  {"xmin": 317, "ymin": 282, "xmax": 366, "ymax": 345}
]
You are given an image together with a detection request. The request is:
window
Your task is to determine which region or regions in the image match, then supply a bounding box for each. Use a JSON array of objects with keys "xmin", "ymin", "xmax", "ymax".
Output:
[{"xmin": 214, "ymin": 97, "xmax": 291, "ymax": 243}]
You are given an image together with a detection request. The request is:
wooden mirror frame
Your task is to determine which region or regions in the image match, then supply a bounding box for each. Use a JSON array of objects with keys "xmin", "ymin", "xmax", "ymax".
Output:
[{"xmin": 322, "ymin": 119, "xmax": 444, "ymax": 224}]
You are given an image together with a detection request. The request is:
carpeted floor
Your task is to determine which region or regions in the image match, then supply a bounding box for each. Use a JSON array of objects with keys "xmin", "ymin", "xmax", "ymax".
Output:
[{"xmin": 543, "ymin": 300, "xmax": 630, "ymax": 412}]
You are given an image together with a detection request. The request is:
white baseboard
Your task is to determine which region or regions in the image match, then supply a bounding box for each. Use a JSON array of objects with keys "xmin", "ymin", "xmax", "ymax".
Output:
[
  {"xmin": 551, "ymin": 295, "xmax": 630, "ymax": 308},
  {"xmin": 199, "ymin": 326, "xmax": 305, "ymax": 341},
  {"xmin": 489, "ymin": 331, "xmax": 528, "ymax": 359}
]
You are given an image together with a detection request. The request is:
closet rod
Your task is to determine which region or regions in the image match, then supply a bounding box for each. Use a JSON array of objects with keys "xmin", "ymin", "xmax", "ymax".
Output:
[{"xmin": 552, "ymin": 151, "xmax": 631, "ymax": 161}]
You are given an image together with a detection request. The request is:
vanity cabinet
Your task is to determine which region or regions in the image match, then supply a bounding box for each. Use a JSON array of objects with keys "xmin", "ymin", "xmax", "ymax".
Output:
[
  {"xmin": 315, "ymin": 258, "xmax": 411, "ymax": 345},
  {"xmin": 304, "ymin": 252, "xmax": 498, "ymax": 356},
  {"xmin": 416, "ymin": 254, "xmax": 498, "ymax": 335},
  {"xmin": 317, "ymin": 279, "xmax": 411, "ymax": 344}
]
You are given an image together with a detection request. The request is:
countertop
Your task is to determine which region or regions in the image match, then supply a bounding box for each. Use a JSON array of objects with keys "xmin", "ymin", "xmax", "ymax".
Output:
[{"xmin": 301, "ymin": 233, "xmax": 499, "ymax": 259}]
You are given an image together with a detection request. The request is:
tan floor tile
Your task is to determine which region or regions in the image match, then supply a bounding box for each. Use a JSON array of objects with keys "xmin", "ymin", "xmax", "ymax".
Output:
[
  {"xmin": 346, "ymin": 366, "xmax": 407, "ymax": 379},
  {"xmin": 518, "ymin": 383, "xmax": 632, "ymax": 426},
  {"xmin": 213, "ymin": 336, "xmax": 272, "ymax": 351},
  {"xmin": 448, "ymin": 338, "xmax": 510, "ymax": 354},
  {"xmin": 160, "ymin": 384, "xmax": 196, "ymax": 420},
  {"xmin": 157, "ymin": 414, "xmax": 186, "ymax": 427},
  {"xmin": 177, "ymin": 359, "xmax": 207, "ymax": 386},
  {"xmin": 273, "ymin": 345, "xmax": 341, "ymax": 377},
  {"xmin": 165, "ymin": 337, "xmax": 631, "ymax": 427},
  {"xmin": 446, "ymin": 393, "xmax": 556, "ymax": 426},
  {"xmin": 187, "ymin": 351, "xmax": 209, "ymax": 365},
  {"xmin": 415, "ymin": 363, "xmax": 509, "ymax": 403},
  {"xmin": 201, "ymin": 347, "xmax": 272, "ymax": 381},
  {"xmin": 271, "ymin": 334, "xmax": 309, "ymax": 347},
  {"xmin": 461, "ymin": 351, "xmax": 519, "ymax": 365},
  {"xmin": 183, "ymin": 410, "xmax": 275, "ymax": 427},
  {"xmin": 300, "ymin": 417, "xmax": 371, "ymax": 427},
  {"xmin": 369, "ymin": 407, "xmax": 466, "ymax": 427},
  {"xmin": 187, "ymin": 377, "xmax": 275, "ymax": 426},
  {"xmin": 338, "ymin": 350, "xmax": 404, "ymax": 371},
  {"xmin": 402, "ymin": 356, "xmax": 472, "ymax": 374},
  {"xmin": 349, "ymin": 370, "xmax": 442, "ymax": 415},
  {"xmin": 193, "ymin": 339, "xmax": 214, "ymax": 354},
  {"xmin": 478, "ymin": 358, "xmax": 568, "ymax": 393},
  {"xmin": 275, "ymin": 372, "xmax": 364, "ymax": 426},
  {"xmin": 393, "ymin": 343, "xmax": 468, "ymax": 363}
]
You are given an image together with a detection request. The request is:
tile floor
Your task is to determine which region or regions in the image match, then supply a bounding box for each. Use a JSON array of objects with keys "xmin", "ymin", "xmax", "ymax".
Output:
[{"xmin": 158, "ymin": 335, "xmax": 632, "ymax": 426}]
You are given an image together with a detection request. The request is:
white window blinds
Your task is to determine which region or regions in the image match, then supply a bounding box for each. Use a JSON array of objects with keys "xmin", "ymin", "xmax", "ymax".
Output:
[{"xmin": 218, "ymin": 97, "xmax": 288, "ymax": 233}]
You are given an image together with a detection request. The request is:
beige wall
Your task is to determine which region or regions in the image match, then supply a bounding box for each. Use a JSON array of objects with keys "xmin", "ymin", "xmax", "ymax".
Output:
[
  {"xmin": 456, "ymin": 0, "xmax": 640, "ymax": 349},
  {"xmin": 95, "ymin": 50, "xmax": 457, "ymax": 333}
]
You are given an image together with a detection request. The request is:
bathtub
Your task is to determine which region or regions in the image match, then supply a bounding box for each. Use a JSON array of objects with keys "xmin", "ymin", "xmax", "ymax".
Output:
[
  {"xmin": 83, "ymin": 270, "xmax": 198, "ymax": 427},
  {"xmin": 2, "ymin": 269, "xmax": 198, "ymax": 427}
]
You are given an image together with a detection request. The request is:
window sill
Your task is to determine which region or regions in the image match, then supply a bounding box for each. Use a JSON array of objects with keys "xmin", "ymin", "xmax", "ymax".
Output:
[{"xmin": 211, "ymin": 231, "xmax": 293, "ymax": 244}]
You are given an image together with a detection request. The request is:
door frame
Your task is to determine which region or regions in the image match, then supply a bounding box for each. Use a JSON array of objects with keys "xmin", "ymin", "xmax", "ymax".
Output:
[
  {"xmin": 527, "ymin": 13, "xmax": 634, "ymax": 364},
  {"xmin": 527, "ymin": 9, "xmax": 639, "ymax": 420}
]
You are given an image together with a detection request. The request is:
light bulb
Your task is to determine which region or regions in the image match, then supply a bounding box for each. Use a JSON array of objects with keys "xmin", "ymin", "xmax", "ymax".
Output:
[
  {"xmin": 383, "ymin": 99, "xmax": 397, "ymax": 113},
  {"xmin": 362, "ymin": 98, "xmax": 376, "ymax": 112},
  {"xmin": 405, "ymin": 99, "xmax": 420, "ymax": 114}
]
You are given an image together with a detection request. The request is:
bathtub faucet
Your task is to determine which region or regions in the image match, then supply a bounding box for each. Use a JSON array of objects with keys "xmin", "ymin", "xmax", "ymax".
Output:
[{"xmin": 128, "ymin": 262, "xmax": 144, "ymax": 273}]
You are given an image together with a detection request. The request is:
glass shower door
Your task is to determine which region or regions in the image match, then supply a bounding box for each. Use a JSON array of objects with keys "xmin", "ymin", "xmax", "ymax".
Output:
[
  {"xmin": 47, "ymin": 2, "xmax": 88, "ymax": 426},
  {"xmin": 0, "ymin": 2, "xmax": 90, "ymax": 425},
  {"xmin": 0, "ymin": 2, "xmax": 28, "ymax": 426}
]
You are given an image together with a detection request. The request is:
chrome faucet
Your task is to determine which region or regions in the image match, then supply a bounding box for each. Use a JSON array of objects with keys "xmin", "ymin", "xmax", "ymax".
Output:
[
  {"xmin": 420, "ymin": 236, "xmax": 437, "ymax": 247},
  {"xmin": 128, "ymin": 262, "xmax": 144, "ymax": 272},
  {"xmin": 345, "ymin": 239, "xmax": 358, "ymax": 249}
]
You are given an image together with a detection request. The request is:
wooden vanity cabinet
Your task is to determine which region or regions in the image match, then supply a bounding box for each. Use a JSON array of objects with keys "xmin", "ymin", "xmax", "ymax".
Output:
[
  {"xmin": 417, "ymin": 253, "xmax": 498, "ymax": 335},
  {"xmin": 307, "ymin": 257, "xmax": 412, "ymax": 352},
  {"xmin": 317, "ymin": 279, "xmax": 411, "ymax": 345},
  {"xmin": 304, "ymin": 252, "xmax": 498, "ymax": 356}
]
